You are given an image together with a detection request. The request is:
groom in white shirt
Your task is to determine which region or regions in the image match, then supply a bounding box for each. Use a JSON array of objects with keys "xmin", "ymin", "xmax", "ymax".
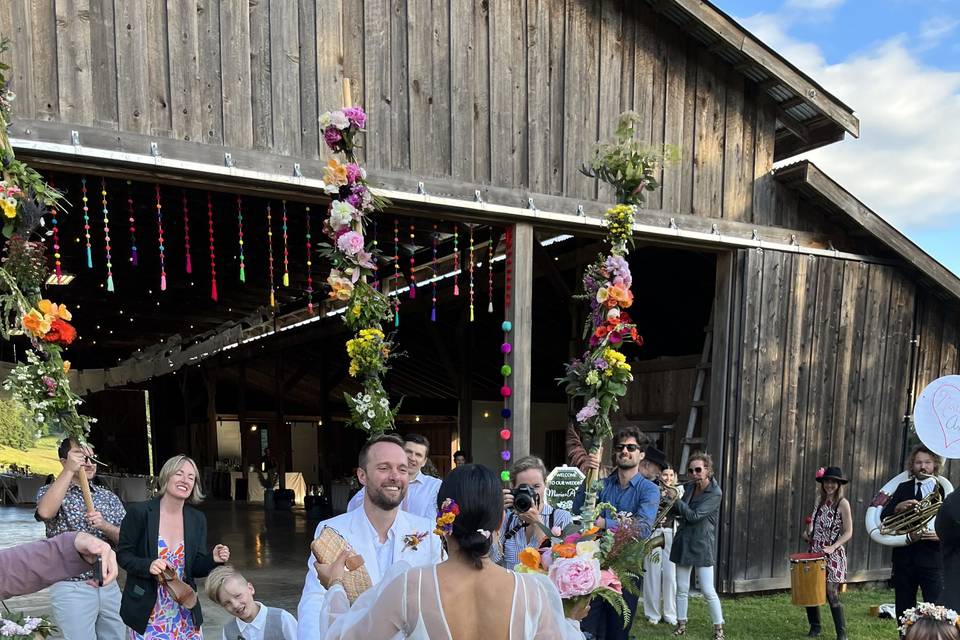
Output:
[
  {"xmin": 345, "ymin": 433, "xmax": 441, "ymax": 519},
  {"xmin": 297, "ymin": 434, "xmax": 442, "ymax": 640}
]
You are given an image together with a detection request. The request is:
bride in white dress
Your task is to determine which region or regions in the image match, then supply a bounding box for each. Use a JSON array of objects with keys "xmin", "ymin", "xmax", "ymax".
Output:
[{"xmin": 314, "ymin": 464, "xmax": 588, "ymax": 639}]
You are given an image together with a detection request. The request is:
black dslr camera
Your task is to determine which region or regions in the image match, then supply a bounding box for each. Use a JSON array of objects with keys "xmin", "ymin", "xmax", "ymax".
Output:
[{"xmin": 511, "ymin": 484, "xmax": 540, "ymax": 514}]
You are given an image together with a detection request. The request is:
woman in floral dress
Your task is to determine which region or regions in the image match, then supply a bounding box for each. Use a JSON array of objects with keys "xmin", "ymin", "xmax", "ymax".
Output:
[
  {"xmin": 118, "ymin": 455, "xmax": 230, "ymax": 638},
  {"xmin": 802, "ymin": 466, "xmax": 853, "ymax": 640}
]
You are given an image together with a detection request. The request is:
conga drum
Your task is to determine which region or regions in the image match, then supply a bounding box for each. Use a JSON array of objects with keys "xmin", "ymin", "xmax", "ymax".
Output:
[{"xmin": 789, "ymin": 553, "xmax": 827, "ymax": 606}]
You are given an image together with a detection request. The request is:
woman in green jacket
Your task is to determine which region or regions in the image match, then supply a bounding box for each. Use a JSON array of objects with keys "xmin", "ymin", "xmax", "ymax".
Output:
[{"xmin": 670, "ymin": 452, "xmax": 725, "ymax": 640}]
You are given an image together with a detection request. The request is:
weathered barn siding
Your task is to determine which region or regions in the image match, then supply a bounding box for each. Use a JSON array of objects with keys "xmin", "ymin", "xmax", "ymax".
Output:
[
  {"xmin": 711, "ymin": 248, "xmax": 930, "ymax": 592},
  {"xmin": 2, "ymin": 0, "xmax": 813, "ymax": 229}
]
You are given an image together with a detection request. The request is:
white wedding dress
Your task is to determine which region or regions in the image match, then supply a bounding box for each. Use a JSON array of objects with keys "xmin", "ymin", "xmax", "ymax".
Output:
[{"xmin": 318, "ymin": 562, "xmax": 584, "ymax": 639}]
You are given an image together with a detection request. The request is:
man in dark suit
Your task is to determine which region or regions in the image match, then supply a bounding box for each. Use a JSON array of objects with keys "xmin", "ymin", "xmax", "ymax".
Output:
[
  {"xmin": 935, "ymin": 487, "xmax": 960, "ymax": 611},
  {"xmin": 880, "ymin": 445, "xmax": 946, "ymax": 623}
]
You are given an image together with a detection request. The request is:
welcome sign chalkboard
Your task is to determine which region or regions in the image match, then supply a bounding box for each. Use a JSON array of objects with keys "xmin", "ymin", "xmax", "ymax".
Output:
[{"xmin": 546, "ymin": 465, "xmax": 586, "ymax": 511}]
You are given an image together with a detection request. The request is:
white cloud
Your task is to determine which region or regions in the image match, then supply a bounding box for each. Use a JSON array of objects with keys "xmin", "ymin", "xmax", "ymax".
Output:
[
  {"xmin": 740, "ymin": 12, "xmax": 960, "ymax": 229},
  {"xmin": 784, "ymin": 0, "xmax": 844, "ymax": 10},
  {"xmin": 919, "ymin": 16, "xmax": 959, "ymax": 49}
]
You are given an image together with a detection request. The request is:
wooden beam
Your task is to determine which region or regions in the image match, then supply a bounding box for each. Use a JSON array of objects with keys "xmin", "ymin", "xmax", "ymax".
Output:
[
  {"xmin": 506, "ymin": 223, "xmax": 534, "ymax": 460},
  {"xmin": 775, "ymin": 106, "xmax": 810, "ymax": 142}
]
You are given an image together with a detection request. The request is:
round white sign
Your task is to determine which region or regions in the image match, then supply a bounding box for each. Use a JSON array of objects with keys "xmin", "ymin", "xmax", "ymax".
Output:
[{"xmin": 914, "ymin": 374, "xmax": 960, "ymax": 459}]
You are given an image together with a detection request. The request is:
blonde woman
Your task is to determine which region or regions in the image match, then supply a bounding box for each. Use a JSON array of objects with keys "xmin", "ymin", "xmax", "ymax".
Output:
[{"xmin": 117, "ymin": 455, "xmax": 230, "ymax": 638}]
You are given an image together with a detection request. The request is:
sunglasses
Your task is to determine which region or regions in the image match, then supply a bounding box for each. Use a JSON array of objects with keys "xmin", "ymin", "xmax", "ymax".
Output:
[
  {"xmin": 613, "ymin": 444, "xmax": 640, "ymax": 452},
  {"xmin": 688, "ymin": 466, "xmax": 704, "ymax": 474}
]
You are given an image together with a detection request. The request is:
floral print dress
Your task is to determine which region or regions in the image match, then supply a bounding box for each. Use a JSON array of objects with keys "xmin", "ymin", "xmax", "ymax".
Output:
[
  {"xmin": 128, "ymin": 537, "xmax": 202, "ymax": 639},
  {"xmin": 809, "ymin": 501, "xmax": 847, "ymax": 583}
]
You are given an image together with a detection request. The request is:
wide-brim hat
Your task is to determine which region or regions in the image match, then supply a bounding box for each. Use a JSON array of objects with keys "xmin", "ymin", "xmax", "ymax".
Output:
[
  {"xmin": 643, "ymin": 446, "xmax": 668, "ymax": 471},
  {"xmin": 815, "ymin": 466, "xmax": 848, "ymax": 484}
]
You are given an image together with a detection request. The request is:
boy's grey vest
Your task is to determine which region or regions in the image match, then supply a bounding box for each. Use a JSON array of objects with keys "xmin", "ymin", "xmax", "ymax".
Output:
[{"xmin": 223, "ymin": 606, "xmax": 286, "ymax": 639}]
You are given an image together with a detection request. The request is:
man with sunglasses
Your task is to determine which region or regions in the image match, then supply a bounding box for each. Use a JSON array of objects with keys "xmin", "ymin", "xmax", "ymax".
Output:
[{"xmin": 576, "ymin": 426, "xmax": 659, "ymax": 640}]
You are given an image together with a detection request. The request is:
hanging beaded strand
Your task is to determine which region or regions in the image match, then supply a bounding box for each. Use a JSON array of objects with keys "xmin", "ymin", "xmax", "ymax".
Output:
[
  {"xmin": 505, "ymin": 228, "xmax": 513, "ymax": 310},
  {"xmin": 266, "ymin": 203, "xmax": 276, "ymax": 308},
  {"xmin": 371, "ymin": 219, "xmax": 379, "ymax": 290},
  {"xmin": 127, "ymin": 181, "xmax": 138, "ymax": 266},
  {"xmin": 100, "ymin": 178, "xmax": 115, "ymax": 292},
  {"xmin": 453, "ymin": 224, "xmax": 460, "ymax": 296},
  {"xmin": 182, "ymin": 191, "xmax": 193, "ymax": 274},
  {"xmin": 155, "ymin": 184, "xmax": 167, "ymax": 291},
  {"xmin": 305, "ymin": 205, "xmax": 314, "ymax": 314},
  {"xmin": 468, "ymin": 224, "xmax": 475, "ymax": 322},
  {"xmin": 487, "ymin": 228, "xmax": 494, "ymax": 313},
  {"xmin": 207, "ymin": 193, "xmax": 218, "ymax": 301},
  {"xmin": 236, "ymin": 196, "xmax": 246, "ymax": 282},
  {"xmin": 48, "ymin": 179, "xmax": 61, "ymax": 282},
  {"xmin": 499, "ymin": 225, "xmax": 515, "ymax": 482},
  {"xmin": 81, "ymin": 177, "xmax": 92, "ymax": 268},
  {"xmin": 393, "ymin": 218, "xmax": 400, "ymax": 327},
  {"xmin": 281, "ymin": 200, "xmax": 290, "ymax": 287},
  {"xmin": 408, "ymin": 224, "xmax": 416, "ymax": 299},
  {"xmin": 430, "ymin": 224, "xmax": 438, "ymax": 322}
]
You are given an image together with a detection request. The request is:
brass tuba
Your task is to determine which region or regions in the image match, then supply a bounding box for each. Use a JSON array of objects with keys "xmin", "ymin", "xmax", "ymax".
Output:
[{"xmin": 878, "ymin": 475, "xmax": 943, "ymax": 537}]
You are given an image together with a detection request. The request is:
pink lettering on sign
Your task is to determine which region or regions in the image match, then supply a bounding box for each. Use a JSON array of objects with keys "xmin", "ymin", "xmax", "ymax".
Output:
[{"xmin": 932, "ymin": 383, "xmax": 960, "ymax": 451}]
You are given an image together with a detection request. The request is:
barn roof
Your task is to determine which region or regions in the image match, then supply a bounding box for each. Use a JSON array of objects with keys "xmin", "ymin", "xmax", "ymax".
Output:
[
  {"xmin": 774, "ymin": 161, "xmax": 960, "ymax": 302},
  {"xmin": 652, "ymin": 0, "xmax": 859, "ymax": 160}
]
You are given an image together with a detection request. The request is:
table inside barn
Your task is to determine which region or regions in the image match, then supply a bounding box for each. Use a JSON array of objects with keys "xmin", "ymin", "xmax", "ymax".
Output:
[{"xmin": 219, "ymin": 471, "xmax": 307, "ymax": 504}]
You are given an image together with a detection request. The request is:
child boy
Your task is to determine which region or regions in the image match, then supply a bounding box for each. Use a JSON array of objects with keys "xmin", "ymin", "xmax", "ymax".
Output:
[{"xmin": 205, "ymin": 565, "xmax": 298, "ymax": 640}]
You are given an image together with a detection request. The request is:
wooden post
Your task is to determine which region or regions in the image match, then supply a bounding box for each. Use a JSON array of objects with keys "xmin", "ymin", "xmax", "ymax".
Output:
[
  {"xmin": 342, "ymin": 77, "xmax": 352, "ymax": 107},
  {"xmin": 456, "ymin": 317, "xmax": 473, "ymax": 461},
  {"xmin": 507, "ymin": 223, "xmax": 533, "ymax": 459}
]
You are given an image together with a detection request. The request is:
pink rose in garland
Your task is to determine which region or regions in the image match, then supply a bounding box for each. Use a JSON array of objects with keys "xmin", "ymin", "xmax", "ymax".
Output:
[
  {"xmin": 336, "ymin": 230, "xmax": 365, "ymax": 256},
  {"xmin": 547, "ymin": 556, "xmax": 601, "ymax": 598}
]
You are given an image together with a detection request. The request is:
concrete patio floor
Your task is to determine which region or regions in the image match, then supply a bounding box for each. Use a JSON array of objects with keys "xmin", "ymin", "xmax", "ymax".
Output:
[{"xmin": 1, "ymin": 501, "xmax": 318, "ymax": 638}]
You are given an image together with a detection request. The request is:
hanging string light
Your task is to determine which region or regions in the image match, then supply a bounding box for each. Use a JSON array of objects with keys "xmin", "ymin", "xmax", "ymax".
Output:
[
  {"xmin": 81, "ymin": 177, "xmax": 92, "ymax": 268},
  {"xmin": 236, "ymin": 196, "xmax": 247, "ymax": 282},
  {"xmin": 207, "ymin": 193, "xmax": 218, "ymax": 301},
  {"xmin": 431, "ymin": 224, "xmax": 438, "ymax": 322},
  {"xmin": 453, "ymin": 224, "xmax": 460, "ymax": 296},
  {"xmin": 182, "ymin": 191, "xmax": 193, "ymax": 274},
  {"xmin": 393, "ymin": 218, "xmax": 401, "ymax": 327},
  {"xmin": 126, "ymin": 181, "xmax": 138, "ymax": 266},
  {"xmin": 408, "ymin": 224, "xmax": 416, "ymax": 299},
  {"xmin": 48, "ymin": 179, "xmax": 61, "ymax": 282},
  {"xmin": 305, "ymin": 205, "xmax": 314, "ymax": 314},
  {"xmin": 100, "ymin": 178, "xmax": 115, "ymax": 292},
  {"xmin": 371, "ymin": 219, "xmax": 379, "ymax": 290},
  {"xmin": 155, "ymin": 184, "xmax": 167, "ymax": 291},
  {"xmin": 488, "ymin": 228, "xmax": 495, "ymax": 313},
  {"xmin": 266, "ymin": 202, "xmax": 275, "ymax": 308},
  {"xmin": 281, "ymin": 200, "xmax": 290, "ymax": 287},
  {"xmin": 468, "ymin": 224, "xmax": 475, "ymax": 322}
]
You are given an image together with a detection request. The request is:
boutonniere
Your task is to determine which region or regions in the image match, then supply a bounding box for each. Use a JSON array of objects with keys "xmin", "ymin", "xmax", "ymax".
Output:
[{"xmin": 403, "ymin": 531, "xmax": 429, "ymax": 552}]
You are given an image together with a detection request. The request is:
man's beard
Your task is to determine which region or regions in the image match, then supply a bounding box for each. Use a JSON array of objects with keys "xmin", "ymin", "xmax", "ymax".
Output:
[
  {"xmin": 618, "ymin": 458, "xmax": 638, "ymax": 471},
  {"xmin": 368, "ymin": 484, "xmax": 406, "ymax": 510}
]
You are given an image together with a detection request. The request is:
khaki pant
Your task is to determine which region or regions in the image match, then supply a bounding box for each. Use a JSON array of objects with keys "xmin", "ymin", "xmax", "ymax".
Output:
[{"xmin": 49, "ymin": 579, "xmax": 126, "ymax": 640}]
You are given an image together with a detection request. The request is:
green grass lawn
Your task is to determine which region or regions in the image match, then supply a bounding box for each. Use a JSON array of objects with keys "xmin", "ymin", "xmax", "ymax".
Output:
[
  {"xmin": 629, "ymin": 587, "xmax": 898, "ymax": 639},
  {"xmin": 0, "ymin": 435, "xmax": 61, "ymax": 476}
]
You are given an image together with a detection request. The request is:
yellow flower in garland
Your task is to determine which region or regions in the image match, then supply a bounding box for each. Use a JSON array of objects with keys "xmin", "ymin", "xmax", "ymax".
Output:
[
  {"xmin": 1, "ymin": 198, "xmax": 16, "ymax": 219},
  {"xmin": 604, "ymin": 204, "xmax": 636, "ymax": 247}
]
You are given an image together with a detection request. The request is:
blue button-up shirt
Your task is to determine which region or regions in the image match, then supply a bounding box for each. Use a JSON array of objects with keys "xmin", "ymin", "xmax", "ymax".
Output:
[{"xmin": 575, "ymin": 472, "xmax": 658, "ymax": 539}]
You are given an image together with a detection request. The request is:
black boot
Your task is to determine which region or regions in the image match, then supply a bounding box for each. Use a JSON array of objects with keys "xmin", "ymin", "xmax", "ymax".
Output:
[
  {"xmin": 830, "ymin": 605, "xmax": 847, "ymax": 640},
  {"xmin": 806, "ymin": 607, "xmax": 822, "ymax": 637}
]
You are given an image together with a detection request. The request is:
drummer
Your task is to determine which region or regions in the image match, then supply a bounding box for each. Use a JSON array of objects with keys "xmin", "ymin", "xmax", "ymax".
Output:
[{"xmin": 802, "ymin": 466, "xmax": 853, "ymax": 640}]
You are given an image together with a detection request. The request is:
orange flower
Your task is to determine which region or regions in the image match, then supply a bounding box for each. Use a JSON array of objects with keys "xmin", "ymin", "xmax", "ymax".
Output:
[
  {"xmin": 37, "ymin": 299, "xmax": 72, "ymax": 321},
  {"xmin": 63, "ymin": 361, "xmax": 71, "ymax": 374},
  {"xmin": 22, "ymin": 310, "xmax": 50, "ymax": 336},
  {"xmin": 593, "ymin": 326, "xmax": 609, "ymax": 339},
  {"xmin": 43, "ymin": 318, "xmax": 77, "ymax": 346},
  {"xmin": 553, "ymin": 543, "xmax": 577, "ymax": 559},
  {"xmin": 519, "ymin": 547, "xmax": 543, "ymax": 571},
  {"xmin": 582, "ymin": 526, "xmax": 600, "ymax": 537},
  {"xmin": 323, "ymin": 159, "xmax": 349, "ymax": 186}
]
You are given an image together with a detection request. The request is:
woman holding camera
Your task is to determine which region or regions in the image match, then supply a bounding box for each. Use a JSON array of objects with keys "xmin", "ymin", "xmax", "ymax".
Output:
[{"xmin": 494, "ymin": 456, "xmax": 573, "ymax": 569}]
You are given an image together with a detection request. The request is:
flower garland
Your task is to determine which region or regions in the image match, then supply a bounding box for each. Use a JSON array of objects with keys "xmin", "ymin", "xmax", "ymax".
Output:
[
  {"xmin": 319, "ymin": 106, "xmax": 397, "ymax": 436},
  {"xmin": 560, "ymin": 109, "xmax": 675, "ymax": 520},
  {"xmin": 899, "ymin": 603, "xmax": 960, "ymax": 635}
]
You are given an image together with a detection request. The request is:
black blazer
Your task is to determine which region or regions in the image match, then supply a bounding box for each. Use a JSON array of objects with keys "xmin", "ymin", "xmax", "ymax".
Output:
[
  {"xmin": 880, "ymin": 479, "xmax": 943, "ymax": 569},
  {"xmin": 935, "ymin": 490, "xmax": 960, "ymax": 610},
  {"xmin": 116, "ymin": 498, "xmax": 219, "ymax": 634}
]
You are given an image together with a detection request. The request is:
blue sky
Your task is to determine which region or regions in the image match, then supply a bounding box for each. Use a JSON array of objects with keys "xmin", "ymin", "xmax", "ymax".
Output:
[{"xmin": 718, "ymin": 0, "xmax": 960, "ymax": 276}]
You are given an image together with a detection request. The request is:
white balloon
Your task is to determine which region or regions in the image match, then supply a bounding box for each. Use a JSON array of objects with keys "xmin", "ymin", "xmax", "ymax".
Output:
[{"xmin": 914, "ymin": 374, "xmax": 960, "ymax": 460}]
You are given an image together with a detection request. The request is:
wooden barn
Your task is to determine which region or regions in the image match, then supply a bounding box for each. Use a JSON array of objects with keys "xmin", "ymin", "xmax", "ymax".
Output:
[{"xmin": 1, "ymin": 0, "xmax": 958, "ymax": 594}]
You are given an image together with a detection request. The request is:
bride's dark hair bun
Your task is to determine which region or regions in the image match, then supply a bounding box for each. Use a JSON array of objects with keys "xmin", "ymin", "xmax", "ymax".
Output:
[{"xmin": 437, "ymin": 464, "xmax": 502, "ymax": 569}]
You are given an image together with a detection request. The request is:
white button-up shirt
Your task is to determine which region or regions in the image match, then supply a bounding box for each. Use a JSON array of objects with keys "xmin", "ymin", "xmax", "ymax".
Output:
[
  {"xmin": 347, "ymin": 472, "xmax": 442, "ymax": 520},
  {"xmin": 220, "ymin": 602, "xmax": 298, "ymax": 640}
]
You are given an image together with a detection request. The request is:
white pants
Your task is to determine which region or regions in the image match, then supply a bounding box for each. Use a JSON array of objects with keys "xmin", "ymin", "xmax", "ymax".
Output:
[
  {"xmin": 643, "ymin": 527, "xmax": 678, "ymax": 624},
  {"xmin": 49, "ymin": 579, "xmax": 126, "ymax": 640},
  {"xmin": 676, "ymin": 565, "xmax": 724, "ymax": 625}
]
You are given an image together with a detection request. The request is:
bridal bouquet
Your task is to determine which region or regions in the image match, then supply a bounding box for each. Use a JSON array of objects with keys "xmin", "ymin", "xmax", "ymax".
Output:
[{"xmin": 514, "ymin": 503, "xmax": 653, "ymax": 627}]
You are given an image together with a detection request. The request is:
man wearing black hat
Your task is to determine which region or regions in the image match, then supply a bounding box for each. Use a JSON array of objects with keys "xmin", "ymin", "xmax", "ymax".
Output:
[
  {"xmin": 935, "ymin": 488, "xmax": 960, "ymax": 611},
  {"xmin": 639, "ymin": 445, "xmax": 668, "ymax": 481}
]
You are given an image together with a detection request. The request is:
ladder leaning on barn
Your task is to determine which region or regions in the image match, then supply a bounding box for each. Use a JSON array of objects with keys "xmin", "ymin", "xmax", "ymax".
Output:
[{"xmin": 679, "ymin": 310, "xmax": 713, "ymax": 475}]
